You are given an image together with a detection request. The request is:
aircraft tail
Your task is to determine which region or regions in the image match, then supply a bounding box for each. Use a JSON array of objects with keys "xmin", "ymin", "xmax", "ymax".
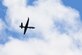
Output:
[{"xmin": 20, "ymin": 23, "xmax": 24, "ymax": 29}]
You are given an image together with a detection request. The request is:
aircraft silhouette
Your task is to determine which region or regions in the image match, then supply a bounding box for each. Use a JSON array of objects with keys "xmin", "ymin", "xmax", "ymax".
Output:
[{"xmin": 19, "ymin": 17, "xmax": 35, "ymax": 35}]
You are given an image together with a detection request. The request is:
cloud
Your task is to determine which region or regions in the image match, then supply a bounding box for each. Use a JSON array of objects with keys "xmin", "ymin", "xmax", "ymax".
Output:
[
  {"xmin": 0, "ymin": 0, "xmax": 82, "ymax": 55},
  {"xmin": 0, "ymin": 37, "xmax": 76, "ymax": 55},
  {"xmin": 0, "ymin": 35, "xmax": 82, "ymax": 55},
  {"xmin": 0, "ymin": 19, "xmax": 5, "ymax": 37},
  {"xmin": 0, "ymin": 19, "xmax": 3, "ymax": 31}
]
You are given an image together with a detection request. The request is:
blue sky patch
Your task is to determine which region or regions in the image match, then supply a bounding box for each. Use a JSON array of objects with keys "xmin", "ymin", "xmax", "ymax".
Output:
[
  {"xmin": 26, "ymin": 0, "xmax": 37, "ymax": 6},
  {"xmin": 62, "ymin": 0, "xmax": 82, "ymax": 20},
  {"xmin": 0, "ymin": 0, "xmax": 7, "ymax": 22}
]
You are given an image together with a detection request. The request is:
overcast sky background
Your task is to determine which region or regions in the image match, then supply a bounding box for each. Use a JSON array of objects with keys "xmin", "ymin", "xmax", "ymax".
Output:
[{"xmin": 0, "ymin": 0, "xmax": 82, "ymax": 55}]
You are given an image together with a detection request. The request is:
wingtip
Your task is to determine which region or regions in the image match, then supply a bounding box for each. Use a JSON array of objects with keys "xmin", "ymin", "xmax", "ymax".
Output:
[
  {"xmin": 28, "ymin": 17, "xmax": 29, "ymax": 19},
  {"xmin": 23, "ymin": 31, "xmax": 25, "ymax": 35}
]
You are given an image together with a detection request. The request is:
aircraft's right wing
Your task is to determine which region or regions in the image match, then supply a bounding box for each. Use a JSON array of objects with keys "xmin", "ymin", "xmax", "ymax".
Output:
[
  {"xmin": 24, "ymin": 27, "xmax": 27, "ymax": 34},
  {"xmin": 23, "ymin": 17, "xmax": 29, "ymax": 34}
]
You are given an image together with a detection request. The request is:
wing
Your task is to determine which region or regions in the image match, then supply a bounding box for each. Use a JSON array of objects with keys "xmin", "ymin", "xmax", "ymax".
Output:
[
  {"xmin": 23, "ymin": 17, "xmax": 29, "ymax": 34},
  {"xmin": 24, "ymin": 27, "xmax": 27, "ymax": 34},
  {"xmin": 25, "ymin": 17, "xmax": 29, "ymax": 27}
]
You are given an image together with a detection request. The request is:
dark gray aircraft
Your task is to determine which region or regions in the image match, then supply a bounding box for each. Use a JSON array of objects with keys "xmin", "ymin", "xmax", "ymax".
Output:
[{"xmin": 19, "ymin": 17, "xmax": 35, "ymax": 35}]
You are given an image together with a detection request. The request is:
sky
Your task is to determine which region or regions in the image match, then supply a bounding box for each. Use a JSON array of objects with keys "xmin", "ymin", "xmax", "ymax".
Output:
[
  {"xmin": 63, "ymin": 0, "xmax": 82, "ymax": 20},
  {"xmin": 0, "ymin": 0, "xmax": 82, "ymax": 55}
]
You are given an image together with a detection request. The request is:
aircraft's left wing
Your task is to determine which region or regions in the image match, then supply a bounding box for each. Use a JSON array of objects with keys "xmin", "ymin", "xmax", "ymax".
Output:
[{"xmin": 25, "ymin": 17, "xmax": 29, "ymax": 27}]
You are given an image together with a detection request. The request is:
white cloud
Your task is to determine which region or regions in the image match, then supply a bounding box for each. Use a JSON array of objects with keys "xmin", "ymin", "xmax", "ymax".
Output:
[
  {"xmin": 0, "ymin": 37, "xmax": 75, "ymax": 55},
  {"xmin": 0, "ymin": 0, "xmax": 82, "ymax": 55},
  {"xmin": 0, "ymin": 36, "xmax": 82, "ymax": 55},
  {"xmin": 0, "ymin": 19, "xmax": 5, "ymax": 31}
]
